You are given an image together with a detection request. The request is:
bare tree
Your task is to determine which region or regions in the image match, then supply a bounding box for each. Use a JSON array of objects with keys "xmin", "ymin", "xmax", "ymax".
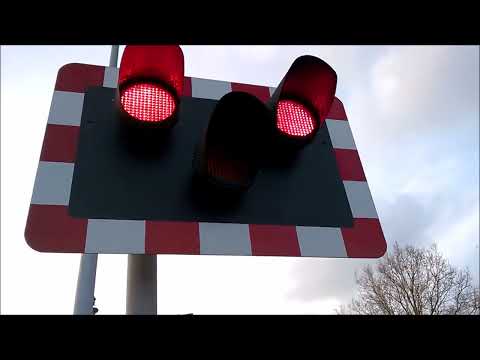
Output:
[{"xmin": 338, "ymin": 243, "xmax": 479, "ymax": 315}]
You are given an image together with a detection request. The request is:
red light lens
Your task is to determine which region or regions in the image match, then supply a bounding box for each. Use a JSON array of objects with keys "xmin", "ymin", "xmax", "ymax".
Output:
[
  {"xmin": 120, "ymin": 82, "xmax": 176, "ymax": 122},
  {"xmin": 276, "ymin": 100, "xmax": 316, "ymax": 137},
  {"xmin": 207, "ymin": 151, "xmax": 250, "ymax": 184}
]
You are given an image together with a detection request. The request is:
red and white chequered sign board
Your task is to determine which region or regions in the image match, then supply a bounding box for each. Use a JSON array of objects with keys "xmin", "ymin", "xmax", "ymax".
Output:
[{"xmin": 25, "ymin": 63, "xmax": 386, "ymax": 258}]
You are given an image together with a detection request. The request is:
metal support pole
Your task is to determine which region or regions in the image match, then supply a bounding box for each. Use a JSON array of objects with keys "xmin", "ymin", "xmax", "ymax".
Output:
[
  {"xmin": 72, "ymin": 45, "xmax": 119, "ymax": 315},
  {"xmin": 74, "ymin": 254, "xmax": 98, "ymax": 314},
  {"xmin": 126, "ymin": 255, "xmax": 157, "ymax": 315},
  {"xmin": 109, "ymin": 45, "xmax": 119, "ymax": 67}
]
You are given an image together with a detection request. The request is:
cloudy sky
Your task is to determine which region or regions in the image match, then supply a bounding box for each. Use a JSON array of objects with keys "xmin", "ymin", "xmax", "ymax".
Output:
[{"xmin": 1, "ymin": 45, "xmax": 479, "ymax": 314}]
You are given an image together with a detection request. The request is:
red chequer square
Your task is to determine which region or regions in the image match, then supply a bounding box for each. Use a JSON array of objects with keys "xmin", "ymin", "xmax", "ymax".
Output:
[
  {"xmin": 183, "ymin": 77, "xmax": 192, "ymax": 97},
  {"xmin": 145, "ymin": 221, "xmax": 200, "ymax": 254},
  {"xmin": 334, "ymin": 149, "xmax": 366, "ymax": 181},
  {"xmin": 55, "ymin": 63, "xmax": 105, "ymax": 93},
  {"xmin": 341, "ymin": 218, "xmax": 387, "ymax": 258},
  {"xmin": 231, "ymin": 83, "xmax": 271, "ymax": 103},
  {"xmin": 40, "ymin": 124, "xmax": 80, "ymax": 163},
  {"xmin": 327, "ymin": 98, "xmax": 348, "ymax": 120},
  {"xmin": 25, "ymin": 204, "xmax": 87, "ymax": 252},
  {"xmin": 249, "ymin": 225, "xmax": 300, "ymax": 256}
]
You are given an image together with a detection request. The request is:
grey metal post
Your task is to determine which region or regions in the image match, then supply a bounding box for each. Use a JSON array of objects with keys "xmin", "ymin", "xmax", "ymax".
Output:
[
  {"xmin": 73, "ymin": 254, "xmax": 98, "ymax": 314},
  {"xmin": 126, "ymin": 255, "xmax": 157, "ymax": 314},
  {"xmin": 109, "ymin": 45, "xmax": 119, "ymax": 67},
  {"xmin": 72, "ymin": 45, "xmax": 120, "ymax": 315}
]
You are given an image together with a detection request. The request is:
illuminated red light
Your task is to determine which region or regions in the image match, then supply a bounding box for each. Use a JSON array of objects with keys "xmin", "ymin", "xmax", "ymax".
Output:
[
  {"xmin": 120, "ymin": 82, "xmax": 176, "ymax": 122},
  {"xmin": 276, "ymin": 99, "xmax": 316, "ymax": 137}
]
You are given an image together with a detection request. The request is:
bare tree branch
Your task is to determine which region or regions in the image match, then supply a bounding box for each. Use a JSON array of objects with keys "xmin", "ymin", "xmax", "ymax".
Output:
[{"xmin": 338, "ymin": 242, "xmax": 479, "ymax": 315}]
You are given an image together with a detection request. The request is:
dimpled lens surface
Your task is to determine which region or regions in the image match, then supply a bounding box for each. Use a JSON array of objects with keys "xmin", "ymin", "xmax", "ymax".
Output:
[
  {"xmin": 121, "ymin": 82, "xmax": 176, "ymax": 122},
  {"xmin": 276, "ymin": 99, "xmax": 315, "ymax": 137}
]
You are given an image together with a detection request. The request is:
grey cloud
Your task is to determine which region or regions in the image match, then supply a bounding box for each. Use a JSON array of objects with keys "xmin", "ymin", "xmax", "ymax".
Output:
[
  {"xmin": 348, "ymin": 46, "xmax": 479, "ymax": 148},
  {"xmin": 287, "ymin": 258, "xmax": 375, "ymax": 304},
  {"xmin": 287, "ymin": 193, "xmax": 438, "ymax": 304},
  {"xmin": 379, "ymin": 193, "xmax": 436, "ymax": 248},
  {"xmin": 288, "ymin": 191, "xmax": 478, "ymax": 305}
]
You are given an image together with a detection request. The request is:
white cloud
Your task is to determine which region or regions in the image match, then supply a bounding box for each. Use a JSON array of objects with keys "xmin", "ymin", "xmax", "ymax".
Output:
[
  {"xmin": 229, "ymin": 45, "xmax": 281, "ymax": 64},
  {"xmin": 427, "ymin": 202, "xmax": 479, "ymax": 277},
  {"xmin": 357, "ymin": 46, "xmax": 479, "ymax": 144},
  {"xmin": 153, "ymin": 255, "xmax": 344, "ymax": 314}
]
